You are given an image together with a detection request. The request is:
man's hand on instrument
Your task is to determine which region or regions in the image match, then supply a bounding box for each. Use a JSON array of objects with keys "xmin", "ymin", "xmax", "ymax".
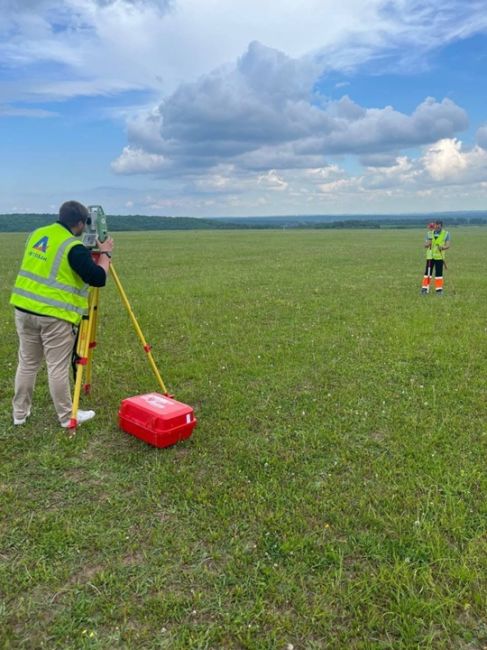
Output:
[{"xmin": 97, "ymin": 237, "xmax": 114, "ymax": 254}]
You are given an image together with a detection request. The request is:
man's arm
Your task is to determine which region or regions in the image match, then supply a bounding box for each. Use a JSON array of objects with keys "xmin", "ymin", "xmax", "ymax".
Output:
[
  {"xmin": 67, "ymin": 236, "xmax": 113, "ymax": 286},
  {"xmin": 68, "ymin": 246, "xmax": 106, "ymax": 286}
]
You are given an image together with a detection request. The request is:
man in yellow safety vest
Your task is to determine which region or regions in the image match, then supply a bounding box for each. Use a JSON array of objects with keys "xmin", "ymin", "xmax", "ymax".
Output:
[
  {"xmin": 10, "ymin": 201, "xmax": 114, "ymax": 427},
  {"xmin": 420, "ymin": 220, "xmax": 450, "ymax": 295}
]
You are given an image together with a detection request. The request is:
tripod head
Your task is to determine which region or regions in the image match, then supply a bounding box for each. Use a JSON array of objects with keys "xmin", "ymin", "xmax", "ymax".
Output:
[{"xmin": 83, "ymin": 205, "xmax": 108, "ymax": 249}]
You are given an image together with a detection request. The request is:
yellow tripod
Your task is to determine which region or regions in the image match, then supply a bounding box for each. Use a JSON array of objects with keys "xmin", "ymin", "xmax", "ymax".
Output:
[{"xmin": 68, "ymin": 261, "xmax": 169, "ymax": 430}]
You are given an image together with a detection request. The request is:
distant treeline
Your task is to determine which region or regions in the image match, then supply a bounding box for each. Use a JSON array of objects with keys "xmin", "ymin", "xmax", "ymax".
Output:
[
  {"xmin": 308, "ymin": 216, "xmax": 487, "ymax": 229},
  {"xmin": 0, "ymin": 214, "xmax": 242, "ymax": 232},
  {"xmin": 1, "ymin": 213, "xmax": 486, "ymax": 233}
]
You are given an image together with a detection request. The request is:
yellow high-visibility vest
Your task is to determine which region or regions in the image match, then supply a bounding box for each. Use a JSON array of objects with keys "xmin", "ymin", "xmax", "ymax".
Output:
[
  {"xmin": 10, "ymin": 223, "xmax": 89, "ymax": 325},
  {"xmin": 431, "ymin": 229, "xmax": 449, "ymax": 260}
]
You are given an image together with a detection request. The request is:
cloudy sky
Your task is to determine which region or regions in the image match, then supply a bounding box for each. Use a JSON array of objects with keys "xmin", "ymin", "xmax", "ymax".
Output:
[{"xmin": 1, "ymin": 0, "xmax": 487, "ymax": 216}]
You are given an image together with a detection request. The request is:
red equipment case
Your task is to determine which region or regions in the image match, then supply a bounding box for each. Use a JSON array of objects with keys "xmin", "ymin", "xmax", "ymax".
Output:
[{"xmin": 119, "ymin": 392, "xmax": 197, "ymax": 448}]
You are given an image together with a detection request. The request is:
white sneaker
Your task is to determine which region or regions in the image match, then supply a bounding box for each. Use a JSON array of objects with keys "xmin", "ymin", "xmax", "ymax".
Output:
[
  {"xmin": 61, "ymin": 409, "xmax": 95, "ymax": 428},
  {"xmin": 13, "ymin": 410, "xmax": 31, "ymax": 425}
]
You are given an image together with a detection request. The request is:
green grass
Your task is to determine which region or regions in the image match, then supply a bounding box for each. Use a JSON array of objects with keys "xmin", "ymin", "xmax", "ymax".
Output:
[{"xmin": 1, "ymin": 229, "xmax": 486, "ymax": 649}]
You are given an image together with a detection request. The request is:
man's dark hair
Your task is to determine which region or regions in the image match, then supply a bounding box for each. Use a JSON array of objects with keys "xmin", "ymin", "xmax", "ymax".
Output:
[
  {"xmin": 436, "ymin": 220, "xmax": 443, "ymax": 227},
  {"xmin": 59, "ymin": 201, "xmax": 89, "ymax": 227}
]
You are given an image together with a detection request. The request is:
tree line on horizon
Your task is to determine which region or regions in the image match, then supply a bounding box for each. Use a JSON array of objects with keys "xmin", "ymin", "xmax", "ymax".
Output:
[{"xmin": 0, "ymin": 212, "xmax": 486, "ymax": 233}]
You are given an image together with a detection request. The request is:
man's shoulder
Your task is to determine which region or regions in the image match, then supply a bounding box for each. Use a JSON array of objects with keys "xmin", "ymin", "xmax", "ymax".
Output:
[
  {"xmin": 68, "ymin": 242, "xmax": 89, "ymax": 258},
  {"xmin": 30, "ymin": 222, "xmax": 55, "ymax": 236}
]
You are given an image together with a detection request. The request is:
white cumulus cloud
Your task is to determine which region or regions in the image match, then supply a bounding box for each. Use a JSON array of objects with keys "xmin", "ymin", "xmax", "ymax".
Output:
[
  {"xmin": 1, "ymin": 0, "xmax": 486, "ymax": 103},
  {"xmin": 257, "ymin": 170, "xmax": 288, "ymax": 191},
  {"xmin": 422, "ymin": 138, "xmax": 487, "ymax": 184},
  {"xmin": 2, "ymin": 0, "xmax": 487, "ymax": 215},
  {"xmin": 112, "ymin": 42, "xmax": 468, "ymax": 179},
  {"xmin": 111, "ymin": 146, "xmax": 165, "ymax": 174},
  {"xmin": 423, "ymin": 138, "xmax": 467, "ymax": 181}
]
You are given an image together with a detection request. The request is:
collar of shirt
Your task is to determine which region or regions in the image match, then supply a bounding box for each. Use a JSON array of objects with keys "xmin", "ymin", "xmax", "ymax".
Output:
[{"xmin": 56, "ymin": 220, "xmax": 74, "ymax": 235}]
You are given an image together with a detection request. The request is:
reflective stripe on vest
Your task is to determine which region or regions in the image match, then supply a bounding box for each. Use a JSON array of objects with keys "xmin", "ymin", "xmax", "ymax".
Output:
[
  {"xmin": 51, "ymin": 236, "xmax": 82, "ymax": 278},
  {"xmin": 431, "ymin": 230, "xmax": 449, "ymax": 260},
  {"xmin": 11, "ymin": 287, "xmax": 86, "ymax": 315},
  {"xmin": 17, "ymin": 270, "xmax": 89, "ymax": 297}
]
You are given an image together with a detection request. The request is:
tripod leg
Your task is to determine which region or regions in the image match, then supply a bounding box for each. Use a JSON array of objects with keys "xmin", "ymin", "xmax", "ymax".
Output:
[
  {"xmin": 68, "ymin": 289, "xmax": 97, "ymax": 430},
  {"xmin": 109, "ymin": 262, "xmax": 169, "ymax": 395},
  {"xmin": 84, "ymin": 287, "xmax": 99, "ymax": 394}
]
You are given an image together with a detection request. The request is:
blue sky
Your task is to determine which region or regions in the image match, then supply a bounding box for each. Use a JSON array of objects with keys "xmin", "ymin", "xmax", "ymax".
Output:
[{"xmin": 1, "ymin": 0, "xmax": 487, "ymax": 217}]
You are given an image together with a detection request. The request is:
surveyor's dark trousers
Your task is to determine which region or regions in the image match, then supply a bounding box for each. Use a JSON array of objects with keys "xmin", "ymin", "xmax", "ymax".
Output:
[{"xmin": 424, "ymin": 259, "xmax": 444, "ymax": 277}]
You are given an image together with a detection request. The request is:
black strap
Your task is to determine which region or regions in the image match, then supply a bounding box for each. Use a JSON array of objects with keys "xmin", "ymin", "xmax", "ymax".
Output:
[{"xmin": 71, "ymin": 325, "xmax": 80, "ymax": 381}]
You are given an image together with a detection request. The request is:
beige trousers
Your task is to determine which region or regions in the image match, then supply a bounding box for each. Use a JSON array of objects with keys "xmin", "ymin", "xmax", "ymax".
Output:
[{"xmin": 13, "ymin": 310, "xmax": 77, "ymax": 424}]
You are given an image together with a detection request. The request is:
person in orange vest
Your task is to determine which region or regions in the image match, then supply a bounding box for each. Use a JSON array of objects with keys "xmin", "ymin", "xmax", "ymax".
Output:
[
  {"xmin": 10, "ymin": 201, "xmax": 114, "ymax": 427},
  {"xmin": 420, "ymin": 220, "xmax": 450, "ymax": 295}
]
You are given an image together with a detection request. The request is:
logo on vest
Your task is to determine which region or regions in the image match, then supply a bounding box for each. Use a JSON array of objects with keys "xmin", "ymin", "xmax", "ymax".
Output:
[{"xmin": 32, "ymin": 236, "xmax": 49, "ymax": 253}]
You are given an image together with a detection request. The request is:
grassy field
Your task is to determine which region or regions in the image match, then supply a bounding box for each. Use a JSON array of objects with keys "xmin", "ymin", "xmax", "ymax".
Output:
[{"xmin": 0, "ymin": 228, "xmax": 486, "ymax": 649}]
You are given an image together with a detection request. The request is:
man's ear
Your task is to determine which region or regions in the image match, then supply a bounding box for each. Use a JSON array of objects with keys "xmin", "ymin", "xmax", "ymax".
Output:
[{"xmin": 72, "ymin": 220, "xmax": 84, "ymax": 235}]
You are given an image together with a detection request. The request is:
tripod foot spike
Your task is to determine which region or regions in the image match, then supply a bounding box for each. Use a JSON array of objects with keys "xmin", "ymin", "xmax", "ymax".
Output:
[
  {"xmin": 67, "ymin": 418, "xmax": 77, "ymax": 430},
  {"xmin": 83, "ymin": 384, "xmax": 91, "ymax": 395}
]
